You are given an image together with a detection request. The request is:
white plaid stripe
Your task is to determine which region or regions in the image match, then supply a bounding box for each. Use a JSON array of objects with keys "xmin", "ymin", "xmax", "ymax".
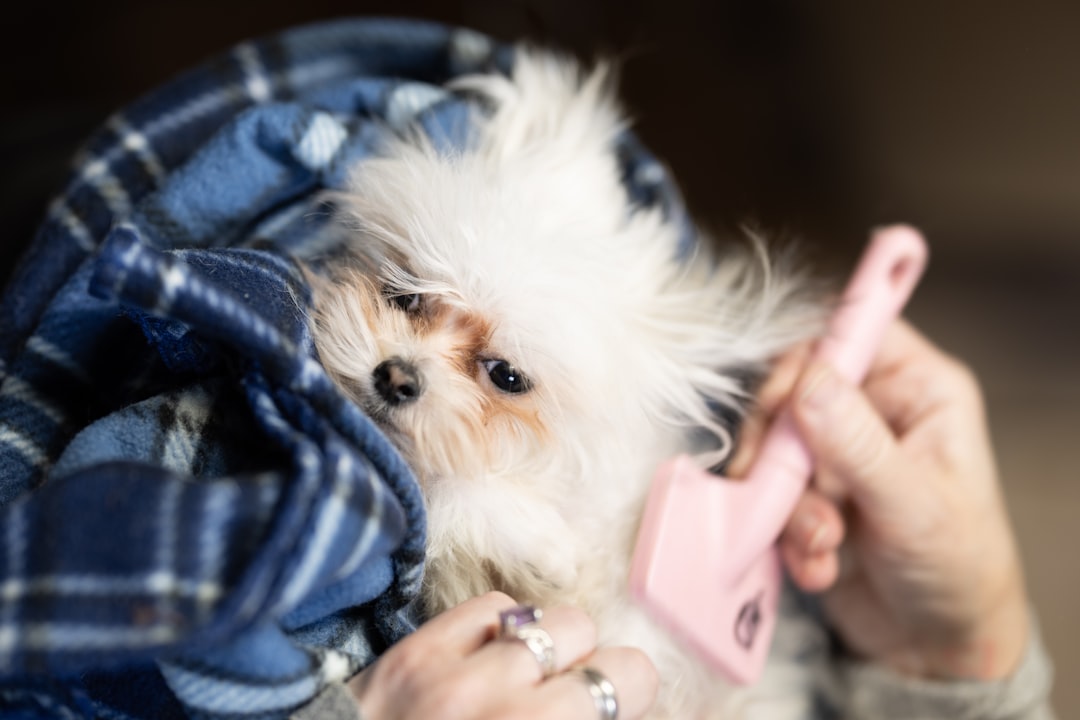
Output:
[
  {"xmin": 0, "ymin": 622, "xmax": 178, "ymax": 652},
  {"xmin": 196, "ymin": 482, "xmax": 239, "ymax": 611},
  {"xmin": 336, "ymin": 470, "xmax": 385, "ymax": 581},
  {"xmin": 235, "ymin": 43, "xmax": 273, "ymax": 103},
  {"xmin": 59, "ymin": 90, "xmax": 239, "ymax": 217},
  {"xmin": 296, "ymin": 112, "xmax": 348, "ymax": 170},
  {"xmin": 154, "ymin": 479, "xmax": 183, "ymax": 641},
  {"xmin": 66, "ymin": 87, "xmax": 246, "ymax": 209},
  {"xmin": 79, "ymin": 156, "xmax": 132, "ymax": 219},
  {"xmin": 47, "ymin": 198, "xmax": 96, "ymax": 253},
  {"xmin": 0, "ymin": 424, "xmax": 48, "ymax": 468},
  {"xmin": 0, "ymin": 574, "xmax": 221, "ymax": 604},
  {"xmin": 107, "ymin": 114, "xmax": 167, "ymax": 183},
  {"xmin": 0, "ymin": 375, "xmax": 66, "ymax": 426},
  {"xmin": 25, "ymin": 336, "xmax": 93, "ymax": 384},
  {"xmin": 1, "ymin": 502, "xmax": 26, "ymax": 664},
  {"xmin": 152, "ymin": 262, "xmax": 186, "ymax": 316},
  {"xmin": 116, "ymin": 246, "xmax": 301, "ymax": 358},
  {"xmin": 449, "ymin": 28, "xmax": 494, "ymax": 66},
  {"xmin": 277, "ymin": 462, "xmax": 351, "ymax": 611},
  {"xmin": 160, "ymin": 378, "xmax": 214, "ymax": 472},
  {"xmin": 385, "ymin": 83, "xmax": 448, "ymax": 130}
]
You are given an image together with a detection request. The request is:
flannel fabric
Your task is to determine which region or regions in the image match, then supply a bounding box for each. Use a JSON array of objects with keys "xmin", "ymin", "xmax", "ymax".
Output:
[{"xmin": 0, "ymin": 18, "xmax": 689, "ymax": 719}]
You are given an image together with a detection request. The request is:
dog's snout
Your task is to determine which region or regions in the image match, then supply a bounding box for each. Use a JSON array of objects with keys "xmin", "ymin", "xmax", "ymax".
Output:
[{"xmin": 373, "ymin": 357, "xmax": 424, "ymax": 406}]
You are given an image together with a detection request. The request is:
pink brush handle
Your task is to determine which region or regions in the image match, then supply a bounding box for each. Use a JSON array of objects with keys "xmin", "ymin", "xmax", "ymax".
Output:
[{"xmin": 725, "ymin": 226, "xmax": 927, "ymax": 579}]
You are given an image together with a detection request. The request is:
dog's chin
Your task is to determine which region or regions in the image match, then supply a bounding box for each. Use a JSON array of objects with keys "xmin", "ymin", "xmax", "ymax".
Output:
[{"xmin": 364, "ymin": 407, "xmax": 413, "ymax": 453}]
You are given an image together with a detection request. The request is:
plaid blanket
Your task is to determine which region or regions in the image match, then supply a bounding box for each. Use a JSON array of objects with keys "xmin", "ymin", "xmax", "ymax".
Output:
[{"xmin": 0, "ymin": 17, "xmax": 688, "ymax": 720}]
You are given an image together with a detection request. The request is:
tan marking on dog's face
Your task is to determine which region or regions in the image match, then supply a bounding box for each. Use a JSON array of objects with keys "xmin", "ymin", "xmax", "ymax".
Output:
[
  {"xmin": 416, "ymin": 300, "xmax": 548, "ymax": 439},
  {"xmin": 479, "ymin": 391, "xmax": 547, "ymax": 440},
  {"xmin": 416, "ymin": 301, "xmax": 492, "ymax": 374}
]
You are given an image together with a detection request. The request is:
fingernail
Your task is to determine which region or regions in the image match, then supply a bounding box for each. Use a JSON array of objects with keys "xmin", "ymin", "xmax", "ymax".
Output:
[
  {"xmin": 808, "ymin": 523, "xmax": 829, "ymax": 553},
  {"xmin": 793, "ymin": 511, "xmax": 826, "ymax": 552}
]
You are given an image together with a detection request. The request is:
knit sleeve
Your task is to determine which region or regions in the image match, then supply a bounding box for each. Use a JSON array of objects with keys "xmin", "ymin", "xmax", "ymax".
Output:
[{"xmin": 831, "ymin": 616, "xmax": 1057, "ymax": 720}]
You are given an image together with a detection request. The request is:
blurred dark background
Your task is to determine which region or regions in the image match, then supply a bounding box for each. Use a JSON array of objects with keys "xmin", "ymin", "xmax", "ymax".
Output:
[{"xmin": 2, "ymin": 1, "xmax": 1077, "ymax": 712}]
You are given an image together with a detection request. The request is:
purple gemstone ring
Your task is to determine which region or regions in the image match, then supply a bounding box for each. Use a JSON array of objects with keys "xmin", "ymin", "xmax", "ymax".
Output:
[
  {"xmin": 498, "ymin": 605, "xmax": 542, "ymax": 635},
  {"xmin": 497, "ymin": 605, "xmax": 556, "ymax": 678}
]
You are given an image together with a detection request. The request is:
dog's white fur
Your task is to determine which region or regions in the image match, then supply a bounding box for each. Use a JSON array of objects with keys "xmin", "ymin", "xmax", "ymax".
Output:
[{"xmin": 309, "ymin": 50, "xmax": 821, "ymax": 718}]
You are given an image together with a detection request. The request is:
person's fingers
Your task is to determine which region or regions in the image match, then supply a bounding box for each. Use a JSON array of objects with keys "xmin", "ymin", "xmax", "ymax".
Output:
[
  {"xmin": 780, "ymin": 489, "xmax": 845, "ymax": 592},
  {"xmin": 861, "ymin": 320, "xmax": 985, "ymax": 441},
  {"xmin": 419, "ymin": 591, "xmax": 520, "ymax": 656},
  {"xmin": 348, "ymin": 592, "xmax": 523, "ymax": 718},
  {"xmin": 864, "ymin": 318, "xmax": 938, "ymax": 382},
  {"xmin": 758, "ymin": 341, "xmax": 813, "ymax": 413},
  {"xmin": 728, "ymin": 342, "xmax": 811, "ymax": 477},
  {"xmin": 780, "ymin": 540, "xmax": 840, "ymax": 593},
  {"xmin": 353, "ymin": 600, "xmax": 608, "ymax": 720},
  {"xmin": 781, "ymin": 489, "xmax": 846, "ymax": 555},
  {"xmin": 468, "ymin": 605, "xmax": 598, "ymax": 686},
  {"xmin": 791, "ymin": 361, "xmax": 907, "ymax": 519},
  {"xmin": 534, "ymin": 646, "xmax": 658, "ymax": 720},
  {"xmin": 727, "ymin": 412, "xmax": 765, "ymax": 478}
]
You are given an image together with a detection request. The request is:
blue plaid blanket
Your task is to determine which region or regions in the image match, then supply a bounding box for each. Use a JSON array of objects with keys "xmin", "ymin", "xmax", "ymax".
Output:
[{"xmin": 0, "ymin": 17, "xmax": 688, "ymax": 720}]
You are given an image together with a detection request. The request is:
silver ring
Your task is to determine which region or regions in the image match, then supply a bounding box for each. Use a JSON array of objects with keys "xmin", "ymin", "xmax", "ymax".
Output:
[
  {"xmin": 497, "ymin": 605, "xmax": 556, "ymax": 678},
  {"xmin": 569, "ymin": 666, "xmax": 618, "ymax": 720}
]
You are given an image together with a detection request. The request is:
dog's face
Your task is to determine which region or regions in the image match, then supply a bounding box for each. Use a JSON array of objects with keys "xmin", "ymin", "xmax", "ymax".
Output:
[
  {"xmin": 307, "ymin": 172, "xmax": 687, "ymax": 491},
  {"xmin": 310, "ymin": 57, "xmax": 702, "ymax": 493},
  {"xmin": 310, "ymin": 262, "xmax": 556, "ymax": 485},
  {"xmin": 308, "ymin": 52, "xmax": 818, "ymax": 608}
]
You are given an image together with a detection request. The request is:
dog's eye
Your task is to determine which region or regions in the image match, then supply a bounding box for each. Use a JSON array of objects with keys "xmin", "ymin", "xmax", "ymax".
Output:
[
  {"xmin": 482, "ymin": 359, "xmax": 531, "ymax": 394},
  {"xmin": 389, "ymin": 293, "xmax": 422, "ymax": 313}
]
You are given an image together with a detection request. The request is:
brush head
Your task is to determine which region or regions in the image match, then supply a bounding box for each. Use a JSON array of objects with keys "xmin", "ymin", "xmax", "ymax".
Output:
[{"xmin": 630, "ymin": 455, "xmax": 782, "ymax": 684}]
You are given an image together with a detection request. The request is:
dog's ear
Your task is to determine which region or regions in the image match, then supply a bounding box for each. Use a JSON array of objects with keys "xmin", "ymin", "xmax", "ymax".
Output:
[{"xmin": 452, "ymin": 48, "xmax": 626, "ymax": 167}]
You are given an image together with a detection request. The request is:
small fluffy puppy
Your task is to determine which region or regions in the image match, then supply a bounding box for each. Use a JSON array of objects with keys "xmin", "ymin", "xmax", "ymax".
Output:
[{"xmin": 310, "ymin": 51, "xmax": 821, "ymax": 718}]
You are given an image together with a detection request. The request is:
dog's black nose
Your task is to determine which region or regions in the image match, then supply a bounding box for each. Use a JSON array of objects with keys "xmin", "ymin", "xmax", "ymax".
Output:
[{"xmin": 373, "ymin": 357, "xmax": 423, "ymax": 406}]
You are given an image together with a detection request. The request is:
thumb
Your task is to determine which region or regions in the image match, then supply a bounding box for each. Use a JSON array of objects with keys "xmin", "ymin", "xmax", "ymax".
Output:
[{"xmin": 792, "ymin": 362, "xmax": 907, "ymax": 519}]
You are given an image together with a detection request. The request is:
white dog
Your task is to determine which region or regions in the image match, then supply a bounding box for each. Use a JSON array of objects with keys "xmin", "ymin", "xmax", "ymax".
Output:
[{"xmin": 309, "ymin": 50, "xmax": 821, "ymax": 718}]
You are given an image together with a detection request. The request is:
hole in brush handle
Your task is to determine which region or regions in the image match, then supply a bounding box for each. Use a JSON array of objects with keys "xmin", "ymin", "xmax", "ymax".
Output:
[
  {"xmin": 890, "ymin": 257, "xmax": 919, "ymax": 289},
  {"xmin": 819, "ymin": 231, "xmax": 928, "ymax": 382},
  {"xmin": 886, "ymin": 243, "xmax": 926, "ymax": 309}
]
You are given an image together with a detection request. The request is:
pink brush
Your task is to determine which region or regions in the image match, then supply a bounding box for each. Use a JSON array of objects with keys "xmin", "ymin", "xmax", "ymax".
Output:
[{"xmin": 629, "ymin": 225, "xmax": 928, "ymax": 684}]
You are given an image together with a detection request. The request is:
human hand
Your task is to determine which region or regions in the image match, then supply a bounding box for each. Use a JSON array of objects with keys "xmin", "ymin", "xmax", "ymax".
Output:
[
  {"xmin": 729, "ymin": 320, "xmax": 1029, "ymax": 680},
  {"xmin": 347, "ymin": 591, "xmax": 658, "ymax": 719}
]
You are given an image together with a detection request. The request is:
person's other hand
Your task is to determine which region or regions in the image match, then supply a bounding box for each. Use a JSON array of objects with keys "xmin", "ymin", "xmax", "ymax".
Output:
[
  {"xmin": 347, "ymin": 591, "xmax": 658, "ymax": 719},
  {"xmin": 730, "ymin": 320, "xmax": 1029, "ymax": 680}
]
